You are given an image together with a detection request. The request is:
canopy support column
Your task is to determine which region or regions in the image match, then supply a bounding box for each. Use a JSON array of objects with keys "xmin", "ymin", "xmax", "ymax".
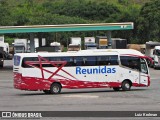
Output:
[
  {"xmin": 30, "ymin": 33, "xmax": 35, "ymax": 53},
  {"xmin": 107, "ymin": 31, "xmax": 112, "ymax": 48}
]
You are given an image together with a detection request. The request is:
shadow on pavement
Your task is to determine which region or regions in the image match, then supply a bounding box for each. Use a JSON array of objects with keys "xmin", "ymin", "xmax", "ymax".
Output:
[
  {"xmin": 0, "ymin": 66, "xmax": 13, "ymax": 71},
  {"xmin": 15, "ymin": 88, "xmax": 147, "ymax": 96}
]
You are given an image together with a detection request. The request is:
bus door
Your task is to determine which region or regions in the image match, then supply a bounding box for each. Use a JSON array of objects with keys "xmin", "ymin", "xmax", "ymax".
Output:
[{"xmin": 139, "ymin": 58, "xmax": 149, "ymax": 86}]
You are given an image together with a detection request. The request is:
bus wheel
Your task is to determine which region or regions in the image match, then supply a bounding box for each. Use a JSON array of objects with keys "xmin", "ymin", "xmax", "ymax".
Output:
[
  {"xmin": 50, "ymin": 83, "xmax": 61, "ymax": 94},
  {"xmin": 0, "ymin": 64, "xmax": 3, "ymax": 68},
  {"xmin": 153, "ymin": 64, "xmax": 157, "ymax": 69},
  {"xmin": 122, "ymin": 81, "xmax": 131, "ymax": 91},
  {"xmin": 43, "ymin": 90, "xmax": 51, "ymax": 94},
  {"xmin": 113, "ymin": 87, "xmax": 120, "ymax": 91}
]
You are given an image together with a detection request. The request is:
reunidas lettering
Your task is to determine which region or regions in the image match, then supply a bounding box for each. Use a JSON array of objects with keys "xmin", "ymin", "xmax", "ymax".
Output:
[{"xmin": 76, "ymin": 66, "xmax": 116, "ymax": 74}]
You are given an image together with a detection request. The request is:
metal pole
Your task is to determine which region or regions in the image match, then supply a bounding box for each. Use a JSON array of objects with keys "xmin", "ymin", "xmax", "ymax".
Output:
[
  {"xmin": 107, "ymin": 31, "xmax": 112, "ymax": 49},
  {"xmin": 38, "ymin": 33, "xmax": 42, "ymax": 47},
  {"xmin": 30, "ymin": 33, "xmax": 35, "ymax": 53}
]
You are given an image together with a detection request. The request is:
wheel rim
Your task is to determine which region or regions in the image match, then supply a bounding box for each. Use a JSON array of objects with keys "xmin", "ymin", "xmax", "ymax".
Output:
[
  {"xmin": 125, "ymin": 83, "xmax": 130, "ymax": 89},
  {"xmin": 154, "ymin": 64, "xmax": 156, "ymax": 68},
  {"xmin": 53, "ymin": 86, "xmax": 59, "ymax": 93}
]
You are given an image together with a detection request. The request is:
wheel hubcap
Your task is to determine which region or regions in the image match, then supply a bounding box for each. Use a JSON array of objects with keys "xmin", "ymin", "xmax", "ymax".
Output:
[
  {"xmin": 53, "ymin": 86, "xmax": 59, "ymax": 93},
  {"xmin": 125, "ymin": 83, "xmax": 130, "ymax": 89}
]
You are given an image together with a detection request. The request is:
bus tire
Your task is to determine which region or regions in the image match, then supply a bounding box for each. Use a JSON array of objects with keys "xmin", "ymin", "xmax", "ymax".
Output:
[
  {"xmin": 50, "ymin": 83, "xmax": 61, "ymax": 94},
  {"xmin": 113, "ymin": 87, "xmax": 120, "ymax": 91},
  {"xmin": 153, "ymin": 64, "xmax": 157, "ymax": 70},
  {"xmin": 122, "ymin": 81, "xmax": 131, "ymax": 91},
  {"xmin": 43, "ymin": 90, "xmax": 51, "ymax": 94},
  {"xmin": 0, "ymin": 64, "xmax": 3, "ymax": 68}
]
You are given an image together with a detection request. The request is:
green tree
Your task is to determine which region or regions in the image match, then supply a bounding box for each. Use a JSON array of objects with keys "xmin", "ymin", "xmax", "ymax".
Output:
[
  {"xmin": 0, "ymin": 0, "xmax": 14, "ymax": 26},
  {"xmin": 1, "ymin": 0, "xmax": 154, "ymax": 45},
  {"xmin": 42, "ymin": 0, "xmax": 120, "ymax": 21},
  {"xmin": 137, "ymin": 0, "xmax": 160, "ymax": 42}
]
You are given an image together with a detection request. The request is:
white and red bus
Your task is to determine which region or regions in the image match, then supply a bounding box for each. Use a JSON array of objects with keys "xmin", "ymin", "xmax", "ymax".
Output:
[{"xmin": 13, "ymin": 49, "xmax": 150, "ymax": 94}]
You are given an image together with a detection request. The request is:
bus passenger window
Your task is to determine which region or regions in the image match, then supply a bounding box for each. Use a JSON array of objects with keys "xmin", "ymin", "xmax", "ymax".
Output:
[
  {"xmin": 62, "ymin": 57, "xmax": 74, "ymax": 66},
  {"xmin": 73, "ymin": 58, "xmax": 76, "ymax": 64},
  {"xmin": 69, "ymin": 58, "xmax": 74, "ymax": 66},
  {"xmin": 73, "ymin": 56, "xmax": 96, "ymax": 66},
  {"xmin": 49, "ymin": 57, "xmax": 61, "ymax": 61},
  {"xmin": 82, "ymin": 57, "xmax": 87, "ymax": 65},
  {"xmin": 97, "ymin": 56, "xmax": 108, "ymax": 65},
  {"xmin": 86, "ymin": 56, "xmax": 96, "ymax": 66},
  {"xmin": 22, "ymin": 58, "xmax": 32, "ymax": 68},
  {"xmin": 97, "ymin": 55, "xmax": 118, "ymax": 66},
  {"xmin": 22, "ymin": 57, "xmax": 42, "ymax": 68},
  {"xmin": 109, "ymin": 55, "xmax": 118, "ymax": 65},
  {"xmin": 74, "ymin": 57, "xmax": 82, "ymax": 66},
  {"xmin": 120, "ymin": 56, "xmax": 140, "ymax": 70},
  {"xmin": 128, "ymin": 60, "xmax": 139, "ymax": 70}
]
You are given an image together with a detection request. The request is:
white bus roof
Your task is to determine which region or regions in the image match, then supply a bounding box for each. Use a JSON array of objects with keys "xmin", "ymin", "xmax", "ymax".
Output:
[{"xmin": 15, "ymin": 49, "xmax": 144, "ymax": 57}]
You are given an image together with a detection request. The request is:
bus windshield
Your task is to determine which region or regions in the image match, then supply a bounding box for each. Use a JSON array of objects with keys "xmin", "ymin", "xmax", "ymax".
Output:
[
  {"xmin": 156, "ymin": 49, "xmax": 160, "ymax": 56},
  {"xmin": 140, "ymin": 58, "xmax": 148, "ymax": 74},
  {"xmin": 14, "ymin": 55, "xmax": 21, "ymax": 66}
]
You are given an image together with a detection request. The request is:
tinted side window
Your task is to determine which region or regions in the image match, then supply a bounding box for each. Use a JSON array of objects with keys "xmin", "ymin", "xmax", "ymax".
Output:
[
  {"xmin": 22, "ymin": 57, "xmax": 69, "ymax": 68},
  {"xmin": 73, "ymin": 56, "xmax": 96, "ymax": 66},
  {"xmin": 49, "ymin": 57, "xmax": 61, "ymax": 61},
  {"xmin": 86, "ymin": 56, "xmax": 96, "ymax": 66},
  {"xmin": 109, "ymin": 55, "xmax": 119, "ymax": 65},
  {"xmin": 97, "ymin": 55, "xmax": 118, "ymax": 65},
  {"xmin": 73, "ymin": 57, "xmax": 84, "ymax": 66},
  {"xmin": 22, "ymin": 57, "xmax": 38, "ymax": 68},
  {"xmin": 62, "ymin": 57, "xmax": 74, "ymax": 66},
  {"xmin": 97, "ymin": 56, "xmax": 109, "ymax": 65},
  {"xmin": 47, "ymin": 57, "xmax": 62, "ymax": 67},
  {"xmin": 120, "ymin": 56, "xmax": 140, "ymax": 70},
  {"xmin": 22, "ymin": 55, "xmax": 118, "ymax": 68}
]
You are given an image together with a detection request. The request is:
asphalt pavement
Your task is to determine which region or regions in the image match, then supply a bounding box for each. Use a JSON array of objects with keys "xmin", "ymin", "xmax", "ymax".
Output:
[{"xmin": 0, "ymin": 60, "xmax": 160, "ymax": 120}]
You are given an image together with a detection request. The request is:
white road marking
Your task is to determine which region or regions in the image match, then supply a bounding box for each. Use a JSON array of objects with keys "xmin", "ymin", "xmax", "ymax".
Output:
[{"xmin": 62, "ymin": 95, "xmax": 99, "ymax": 98}]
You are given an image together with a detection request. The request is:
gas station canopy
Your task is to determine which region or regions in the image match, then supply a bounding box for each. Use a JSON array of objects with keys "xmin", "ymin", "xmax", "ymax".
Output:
[
  {"xmin": 0, "ymin": 22, "xmax": 133, "ymax": 34},
  {"xmin": 0, "ymin": 22, "xmax": 134, "ymax": 53}
]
